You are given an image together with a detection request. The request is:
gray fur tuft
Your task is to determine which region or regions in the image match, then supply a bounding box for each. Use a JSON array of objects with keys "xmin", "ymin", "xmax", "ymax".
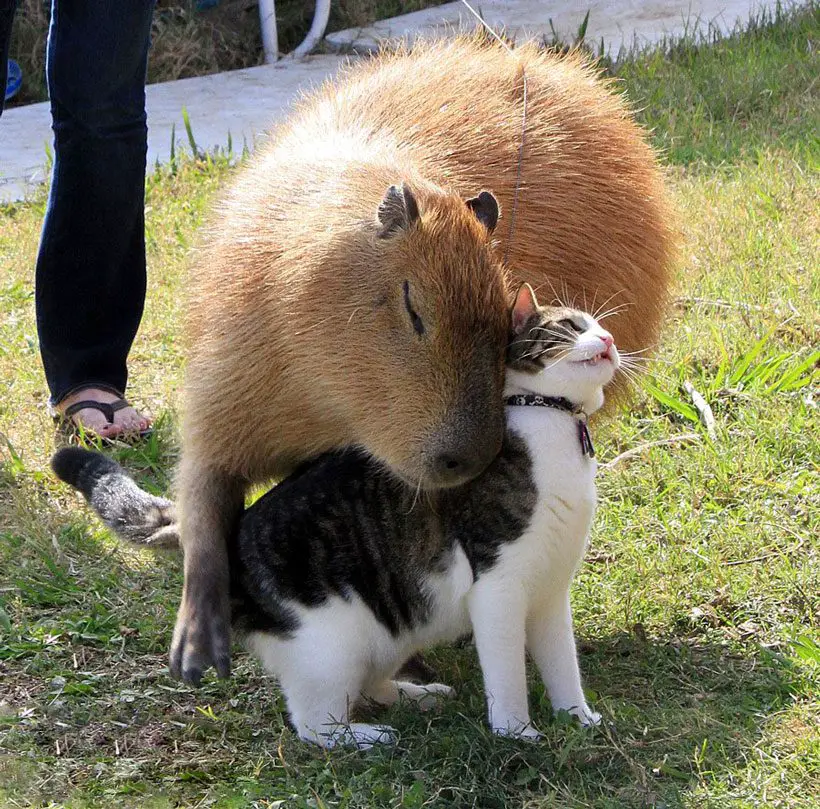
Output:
[{"xmin": 51, "ymin": 447, "xmax": 179, "ymax": 548}]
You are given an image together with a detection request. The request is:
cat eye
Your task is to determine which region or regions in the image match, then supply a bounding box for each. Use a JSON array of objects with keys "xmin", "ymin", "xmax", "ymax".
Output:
[
  {"xmin": 403, "ymin": 281, "xmax": 425, "ymax": 336},
  {"xmin": 557, "ymin": 318, "xmax": 582, "ymax": 334}
]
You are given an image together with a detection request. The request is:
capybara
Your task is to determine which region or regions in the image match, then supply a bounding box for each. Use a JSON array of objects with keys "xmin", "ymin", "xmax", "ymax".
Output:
[{"xmin": 172, "ymin": 38, "xmax": 675, "ymax": 683}]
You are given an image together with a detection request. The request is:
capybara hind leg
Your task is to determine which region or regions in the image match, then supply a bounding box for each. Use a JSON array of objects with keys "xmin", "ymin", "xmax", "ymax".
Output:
[{"xmin": 171, "ymin": 458, "xmax": 245, "ymax": 684}]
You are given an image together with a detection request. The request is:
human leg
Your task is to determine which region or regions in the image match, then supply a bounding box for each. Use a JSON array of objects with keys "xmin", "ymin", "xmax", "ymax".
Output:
[
  {"xmin": 0, "ymin": 1, "xmax": 16, "ymax": 117},
  {"xmin": 37, "ymin": 0, "xmax": 156, "ymax": 434}
]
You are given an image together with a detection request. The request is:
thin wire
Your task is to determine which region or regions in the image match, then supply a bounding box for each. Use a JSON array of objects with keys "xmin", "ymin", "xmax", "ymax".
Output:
[{"xmin": 459, "ymin": 0, "xmax": 528, "ymax": 266}]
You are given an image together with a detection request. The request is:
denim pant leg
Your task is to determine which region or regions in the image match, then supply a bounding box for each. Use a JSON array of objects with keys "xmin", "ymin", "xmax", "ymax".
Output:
[
  {"xmin": 36, "ymin": 0, "xmax": 156, "ymax": 404},
  {"xmin": 0, "ymin": 1, "xmax": 17, "ymax": 115}
]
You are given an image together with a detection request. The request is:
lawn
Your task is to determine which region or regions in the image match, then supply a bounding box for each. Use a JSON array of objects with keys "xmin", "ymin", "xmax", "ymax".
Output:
[{"xmin": 1, "ymin": 5, "xmax": 818, "ymax": 808}]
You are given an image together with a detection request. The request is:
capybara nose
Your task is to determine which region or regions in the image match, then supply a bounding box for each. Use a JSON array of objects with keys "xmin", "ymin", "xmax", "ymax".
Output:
[
  {"xmin": 433, "ymin": 453, "xmax": 480, "ymax": 485},
  {"xmin": 432, "ymin": 441, "xmax": 498, "ymax": 486}
]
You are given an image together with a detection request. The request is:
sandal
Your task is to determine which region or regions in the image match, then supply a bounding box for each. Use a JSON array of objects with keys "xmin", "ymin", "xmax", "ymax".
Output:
[{"xmin": 51, "ymin": 397, "xmax": 153, "ymax": 443}]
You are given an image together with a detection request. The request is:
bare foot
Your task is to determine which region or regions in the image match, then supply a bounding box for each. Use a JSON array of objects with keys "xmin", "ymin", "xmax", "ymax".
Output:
[{"xmin": 54, "ymin": 387, "xmax": 151, "ymax": 439}]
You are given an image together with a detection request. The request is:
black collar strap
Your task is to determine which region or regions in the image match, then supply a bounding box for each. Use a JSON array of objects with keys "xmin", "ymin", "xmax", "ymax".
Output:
[{"xmin": 505, "ymin": 394, "xmax": 595, "ymax": 458}]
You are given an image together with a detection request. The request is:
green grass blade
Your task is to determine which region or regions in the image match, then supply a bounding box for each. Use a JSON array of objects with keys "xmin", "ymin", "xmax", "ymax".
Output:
[
  {"xmin": 769, "ymin": 349, "xmax": 820, "ymax": 392},
  {"xmin": 169, "ymin": 122, "xmax": 176, "ymax": 174},
  {"xmin": 729, "ymin": 324, "xmax": 778, "ymax": 387},
  {"xmin": 577, "ymin": 10, "xmax": 590, "ymax": 43},
  {"xmin": 644, "ymin": 381, "xmax": 700, "ymax": 423},
  {"xmin": 746, "ymin": 352, "xmax": 792, "ymax": 388},
  {"xmin": 182, "ymin": 106, "xmax": 198, "ymax": 156}
]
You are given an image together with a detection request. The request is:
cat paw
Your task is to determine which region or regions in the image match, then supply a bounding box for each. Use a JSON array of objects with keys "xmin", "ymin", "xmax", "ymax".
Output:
[
  {"xmin": 413, "ymin": 682, "xmax": 456, "ymax": 711},
  {"xmin": 492, "ymin": 721, "xmax": 543, "ymax": 741},
  {"xmin": 383, "ymin": 680, "xmax": 456, "ymax": 711},
  {"xmin": 566, "ymin": 704, "xmax": 602, "ymax": 727},
  {"xmin": 307, "ymin": 723, "xmax": 399, "ymax": 750}
]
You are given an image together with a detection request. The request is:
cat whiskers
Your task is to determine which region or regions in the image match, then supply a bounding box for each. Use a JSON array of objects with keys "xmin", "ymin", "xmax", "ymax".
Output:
[
  {"xmin": 614, "ymin": 350, "xmax": 681, "ymax": 388},
  {"xmin": 614, "ymin": 357, "xmax": 645, "ymax": 386},
  {"xmin": 528, "ymin": 348, "xmax": 574, "ymax": 369},
  {"xmin": 595, "ymin": 303, "xmax": 631, "ymax": 322},
  {"xmin": 592, "ymin": 289, "xmax": 628, "ymax": 321},
  {"xmin": 618, "ymin": 346, "xmax": 655, "ymax": 357},
  {"xmin": 533, "ymin": 278, "xmax": 568, "ymax": 308}
]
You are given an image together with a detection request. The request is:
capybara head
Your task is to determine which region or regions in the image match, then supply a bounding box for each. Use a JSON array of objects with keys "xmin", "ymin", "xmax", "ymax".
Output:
[{"xmin": 315, "ymin": 182, "xmax": 510, "ymax": 489}]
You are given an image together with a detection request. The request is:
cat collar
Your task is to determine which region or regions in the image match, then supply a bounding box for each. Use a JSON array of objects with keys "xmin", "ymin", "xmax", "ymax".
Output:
[{"xmin": 505, "ymin": 394, "xmax": 595, "ymax": 458}]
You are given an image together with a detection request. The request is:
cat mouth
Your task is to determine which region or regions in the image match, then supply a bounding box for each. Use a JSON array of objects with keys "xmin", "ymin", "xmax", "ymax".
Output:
[{"xmin": 574, "ymin": 348, "xmax": 613, "ymax": 366}]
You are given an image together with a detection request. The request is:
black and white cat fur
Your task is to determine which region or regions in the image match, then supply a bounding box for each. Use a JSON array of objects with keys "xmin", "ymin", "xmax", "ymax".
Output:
[{"xmin": 52, "ymin": 283, "xmax": 620, "ymax": 749}]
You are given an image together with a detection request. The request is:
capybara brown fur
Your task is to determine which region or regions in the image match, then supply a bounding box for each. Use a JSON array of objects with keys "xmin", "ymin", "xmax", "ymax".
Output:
[{"xmin": 171, "ymin": 38, "xmax": 675, "ymax": 683}]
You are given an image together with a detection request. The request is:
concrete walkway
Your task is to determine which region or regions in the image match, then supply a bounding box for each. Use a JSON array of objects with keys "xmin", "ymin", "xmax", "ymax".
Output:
[
  {"xmin": 0, "ymin": 55, "xmax": 347, "ymax": 202},
  {"xmin": 0, "ymin": 0, "xmax": 779, "ymax": 203},
  {"xmin": 327, "ymin": 0, "xmax": 778, "ymax": 54}
]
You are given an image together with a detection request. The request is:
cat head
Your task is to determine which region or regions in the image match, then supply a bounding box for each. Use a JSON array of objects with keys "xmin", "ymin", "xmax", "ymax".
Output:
[{"xmin": 505, "ymin": 283, "xmax": 620, "ymax": 414}]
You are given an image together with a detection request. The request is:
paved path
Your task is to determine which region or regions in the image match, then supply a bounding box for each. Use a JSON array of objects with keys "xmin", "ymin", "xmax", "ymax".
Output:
[
  {"xmin": 0, "ymin": 55, "xmax": 347, "ymax": 202},
  {"xmin": 0, "ymin": 0, "xmax": 779, "ymax": 203},
  {"xmin": 327, "ymin": 0, "xmax": 778, "ymax": 54}
]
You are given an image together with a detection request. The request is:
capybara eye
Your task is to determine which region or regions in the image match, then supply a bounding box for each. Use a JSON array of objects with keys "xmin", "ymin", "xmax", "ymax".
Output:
[{"xmin": 403, "ymin": 280, "xmax": 425, "ymax": 336}]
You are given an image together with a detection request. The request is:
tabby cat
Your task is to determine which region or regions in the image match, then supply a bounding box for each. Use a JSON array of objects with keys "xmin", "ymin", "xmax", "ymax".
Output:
[{"xmin": 52, "ymin": 283, "xmax": 619, "ymax": 748}]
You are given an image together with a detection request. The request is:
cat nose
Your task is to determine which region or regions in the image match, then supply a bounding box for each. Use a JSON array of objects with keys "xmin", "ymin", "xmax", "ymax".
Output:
[{"xmin": 600, "ymin": 333, "xmax": 614, "ymax": 349}]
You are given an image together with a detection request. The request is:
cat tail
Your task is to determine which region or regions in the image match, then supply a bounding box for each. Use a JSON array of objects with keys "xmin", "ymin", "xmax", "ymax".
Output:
[{"xmin": 51, "ymin": 447, "xmax": 180, "ymax": 549}]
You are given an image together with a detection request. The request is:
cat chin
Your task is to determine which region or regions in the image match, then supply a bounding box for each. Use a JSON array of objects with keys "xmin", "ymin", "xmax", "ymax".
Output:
[
  {"xmin": 569, "ymin": 363, "xmax": 618, "ymax": 389},
  {"xmin": 516, "ymin": 365, "xmax": 614, "ymax": 407}
]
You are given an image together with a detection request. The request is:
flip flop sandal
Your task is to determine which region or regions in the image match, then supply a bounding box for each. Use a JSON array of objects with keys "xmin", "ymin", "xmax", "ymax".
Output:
[{"xmin": 52, "ymin": 398, "xmax": 153, "ymax": 444}]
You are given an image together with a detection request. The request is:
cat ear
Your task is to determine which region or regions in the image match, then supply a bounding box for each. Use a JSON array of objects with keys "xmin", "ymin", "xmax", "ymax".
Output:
[
  {"xmin": 511, "ymin": 282, "xmax": 538, "ymax": 334},
  {"xmin": 377, "ymin": 183, "xmax": 420, "ymax": 238},
  {"xmin": 466, "ymin": 190, "xmax": 499, "ymax": 233}
]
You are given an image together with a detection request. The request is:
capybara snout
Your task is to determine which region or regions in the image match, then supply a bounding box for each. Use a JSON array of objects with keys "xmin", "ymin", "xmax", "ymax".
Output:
[
  {"xmin": 424, "ymin": 405, "xmax": 504, "ymax": 487},
  {"xmin": 364, "ymin": 341, "xmax": 506, "ymax": 489},
  {"xmin": 423, "ymin": 345, "xmax": 505, "ymax": 487}
]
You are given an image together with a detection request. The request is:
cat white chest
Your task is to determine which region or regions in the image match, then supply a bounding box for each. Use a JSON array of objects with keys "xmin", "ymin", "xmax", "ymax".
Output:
[{"xmin": 502, "ymin": 407, "xmax": 597, "ymax": 589}]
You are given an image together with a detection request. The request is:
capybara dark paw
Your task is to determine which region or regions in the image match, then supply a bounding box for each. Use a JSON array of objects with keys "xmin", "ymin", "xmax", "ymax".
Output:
[{"xmin": 170, "ymin": 597, "xmax": 231, "ymax": 685}]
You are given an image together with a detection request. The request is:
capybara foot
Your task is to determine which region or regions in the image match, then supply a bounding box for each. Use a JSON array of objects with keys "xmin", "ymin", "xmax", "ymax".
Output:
[{"xmin": 170, "ymin": 592, "xmax": 231, "ymax": 685}]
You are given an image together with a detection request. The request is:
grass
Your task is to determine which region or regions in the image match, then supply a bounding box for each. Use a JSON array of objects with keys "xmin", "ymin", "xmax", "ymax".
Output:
[
  {"xmin": 1, "ymin": 4, "xmax": 818, "ymax": 808},
  {"xmin": 617, "ymin": 2, "xmax": 820, "ymax": 164}
]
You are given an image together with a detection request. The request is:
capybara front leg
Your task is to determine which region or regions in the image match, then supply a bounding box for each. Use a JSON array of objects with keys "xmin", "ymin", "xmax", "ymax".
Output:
[{"xmin": 171, "ymin": 458, "xmax": 245, "ymax": 684}]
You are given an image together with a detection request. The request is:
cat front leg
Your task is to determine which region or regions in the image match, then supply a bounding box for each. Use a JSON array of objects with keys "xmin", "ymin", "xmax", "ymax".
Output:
[
  {"xmin": 527, "ymin": 594, "xmax": 601, "ymax": 727},
  {"xmin": 467, "ymin": 577, "xmax": 541, "ymax": 740}
]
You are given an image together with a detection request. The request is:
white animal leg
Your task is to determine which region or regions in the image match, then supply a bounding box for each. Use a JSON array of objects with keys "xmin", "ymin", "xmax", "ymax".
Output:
[
  {"xmin": 281, "ymin": 669, "xmax": 398, "ymax": 749},
  {"xmin": 527, "ymin": 594, "xmax": 600, "ymax": 726},
  {"xmin": 250, "ymin": 630, "xmax": 398, "ymax": 750},
  {"xmin": 467, "ymin": 577, "xmax": 540, "ymax": 739}
]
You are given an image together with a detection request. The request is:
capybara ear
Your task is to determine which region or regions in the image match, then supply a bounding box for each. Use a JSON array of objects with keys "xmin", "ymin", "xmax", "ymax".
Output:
[
  {"xmin": 511, "ymin": 282, "xmax": 538, "ymax": 334},
  {"xmin": 377, "ymin": 183, "xmax": 420, "ymax": 238},
  {"xmin": 466, "ymin": 190, "xmax": 499, "ymax": 233}
]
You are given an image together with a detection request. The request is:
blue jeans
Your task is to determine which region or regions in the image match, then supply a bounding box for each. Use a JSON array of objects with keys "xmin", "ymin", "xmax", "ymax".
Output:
[{"xmin": 1, "ymin": 1, "xmax": 155, "ymax": 404}]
